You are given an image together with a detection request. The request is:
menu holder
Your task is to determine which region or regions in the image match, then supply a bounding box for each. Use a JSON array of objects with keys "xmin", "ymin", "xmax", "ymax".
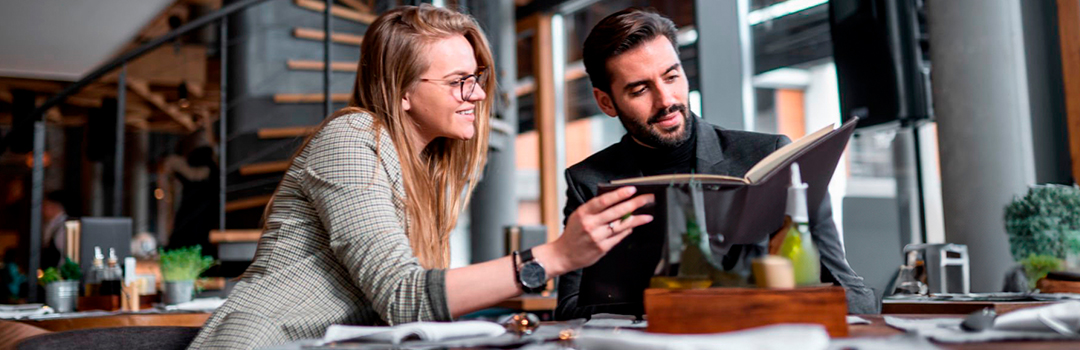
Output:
[{"xmin": 644, "ymin": 286, "xmax": 849, "ymax": 337}]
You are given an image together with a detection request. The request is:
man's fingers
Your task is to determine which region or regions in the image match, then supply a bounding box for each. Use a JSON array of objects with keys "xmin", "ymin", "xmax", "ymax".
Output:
[{"xmin": 584, "ymin": 186, "xmax": 637, "ymax": 214}]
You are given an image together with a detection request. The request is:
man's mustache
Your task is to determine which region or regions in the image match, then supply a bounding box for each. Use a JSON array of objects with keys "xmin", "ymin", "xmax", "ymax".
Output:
[{"xmin": 647, "ymin": 104, "xmax": 687, "ymax": 124}]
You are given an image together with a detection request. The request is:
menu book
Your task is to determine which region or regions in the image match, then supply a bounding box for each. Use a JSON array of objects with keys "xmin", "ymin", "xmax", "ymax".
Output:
[{"xmin": 578, "ymin": 117, "xmax": 859, "ymax": 311}]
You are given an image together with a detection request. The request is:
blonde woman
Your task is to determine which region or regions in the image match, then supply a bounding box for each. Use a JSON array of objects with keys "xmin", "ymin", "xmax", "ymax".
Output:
[{"xmin": 188, "ymin": 5, "xmax": 653, "ymax": 349}]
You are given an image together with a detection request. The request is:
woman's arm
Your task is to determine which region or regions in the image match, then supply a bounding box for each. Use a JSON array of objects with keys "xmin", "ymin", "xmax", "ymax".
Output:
[{"xmin": 445, "ymin": 186, "xmax": 654, "ymax": 317}]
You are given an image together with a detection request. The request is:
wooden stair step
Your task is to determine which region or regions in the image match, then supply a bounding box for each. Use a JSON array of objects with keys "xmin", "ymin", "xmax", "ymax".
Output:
[
  {"xmin": 239, "ymin": 160, "xmax": 291, "ymax": 176},
  {"xmin": 257, "ymin": 126, "xmax": 317, "ymax": 139},
  {"xmin": 286, "ymin": 59, "xmax": 357, "ymax": 72},
  {"xmin": 273, "ymin": 93, "xmax": 350, "ymax": 103},
  {"xmin": 225, "ymin": 195, "xmax": 272, "ymax": 212},
  {"xmin": 293, "ymin": 0, "xmax": 376, "ymax": 24},
  {"xmin": 210, "ymin": 229, "xmax": 263, "ymax": 243},
  {"xmin": 293, "ymin": 27, "xmax": 363, "ymax": 46}
]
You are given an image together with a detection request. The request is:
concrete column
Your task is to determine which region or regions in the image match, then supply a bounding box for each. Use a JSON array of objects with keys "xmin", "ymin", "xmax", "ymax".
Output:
[
  {"xmin": 131, "ymin": 130, "xmax": 150, "ymax": 234},
  {"xmin": 468, "ymin": 0, "xmax": 518, "ymax": 264},
  {"xmin": 694, "ymin": 0, "xmax": 754, "ymax": 130},
  {"xmin": 927, "ymin": 0, "xmax": 1037, "ymax": 292}
]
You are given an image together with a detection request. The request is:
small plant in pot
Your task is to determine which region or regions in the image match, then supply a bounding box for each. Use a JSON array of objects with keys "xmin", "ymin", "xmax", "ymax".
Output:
[
  {"xmin": 40, "ymin": 258, "xmax": 82, "ymax": 313},
  {"xmin": 1004, "ymin": 184, "xmax": 1080, "ymax": 289},
  {"xmin": 159, "ymin": 246, "xmax": 215, "ymax": 305}
]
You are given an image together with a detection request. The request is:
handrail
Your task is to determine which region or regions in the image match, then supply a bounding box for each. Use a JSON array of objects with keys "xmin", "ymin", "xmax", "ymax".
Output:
[{"xmin": 27, "ymin": 0, "xmax": 273, "ymax": 120}]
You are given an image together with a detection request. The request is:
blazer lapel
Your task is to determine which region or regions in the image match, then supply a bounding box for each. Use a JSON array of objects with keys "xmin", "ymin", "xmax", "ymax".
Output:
[{"xmin": 693, "ymin": 114, "xmax": 730, "ymax": 175}]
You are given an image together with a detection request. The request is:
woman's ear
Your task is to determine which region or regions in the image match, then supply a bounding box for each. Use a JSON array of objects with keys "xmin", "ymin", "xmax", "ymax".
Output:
[{"xmin": 402, "ymin": 91, "xmax": 413, "ymax": 112}]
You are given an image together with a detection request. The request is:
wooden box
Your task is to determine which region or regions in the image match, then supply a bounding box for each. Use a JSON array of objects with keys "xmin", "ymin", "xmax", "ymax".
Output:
[{"xmin": 644, "ymin": 286, "xmax": 849, "ymax": 337}]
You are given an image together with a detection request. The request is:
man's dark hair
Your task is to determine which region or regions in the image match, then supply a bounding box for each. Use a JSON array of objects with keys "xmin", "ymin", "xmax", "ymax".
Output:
[{"xmin": 583, "ymin": 7, "xmax": 679, "ymax": 95}]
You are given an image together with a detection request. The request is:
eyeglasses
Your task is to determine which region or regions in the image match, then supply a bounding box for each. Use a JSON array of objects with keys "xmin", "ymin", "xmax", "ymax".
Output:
[{"xmin": 419, "ymin": 67, "xmax": 487, "ymax": 101}]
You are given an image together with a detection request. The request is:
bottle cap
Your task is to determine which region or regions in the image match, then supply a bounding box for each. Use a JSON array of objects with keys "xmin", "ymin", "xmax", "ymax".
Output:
[{"xmin": 785, "ymin": 163, "xmax": 810, "ymax": 223}]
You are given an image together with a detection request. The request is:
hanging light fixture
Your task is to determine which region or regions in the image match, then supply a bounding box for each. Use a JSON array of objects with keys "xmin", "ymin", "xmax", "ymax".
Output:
[{"xmin": 177, "ymin": 81, "xmax": 191, "ymax": 109}]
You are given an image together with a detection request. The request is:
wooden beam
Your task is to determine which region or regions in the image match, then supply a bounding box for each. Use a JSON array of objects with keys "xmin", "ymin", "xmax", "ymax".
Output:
[
  {"xmin": 273, "ymin": 93, "xmax": 350, "ymax": 103},
  {"xmin": 239, "ymin": 160, "xmax": 291, "ymax": 176},
  {"xmin": 1059, "ymin": 0, "xmax": 1080, "ymax": 183},
  {"xmin": 337, "ymin": 0, "xmax": 372, "ymax": 14},
  {"xmin": 531, "ymin": 14, "xmax": 560, "ymax": 244},
  {"xmin": 293, "ymin": 27, "xmax": 364, "ymax": 46},
  {"xmin": 125, "ymin": 77, "xmax": 197, "ymax": 131},
  {"xmin": 286, "ymin": 59, "xmax": 358, "ymax": 72},
  {"xmin": 293, "ymin": 0, "xmax": 376, "ymax": 24},
  {"xmin": 226, "ymin": 195, "xmax": 272, "ymax": 212},
  {"xmin": 515, "ymin": 63, "xmax": 587, "ymax": 97},
  {"xmin": 257, "ymin": 126, "xmax": 316, "ymax": 139},
  {"xmin": 209, "ymin": 229, "xmax": 263, "ymax": 243}
]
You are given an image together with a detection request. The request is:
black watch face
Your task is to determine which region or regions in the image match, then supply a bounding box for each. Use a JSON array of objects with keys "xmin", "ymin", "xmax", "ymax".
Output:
[{"xmin": 519, "ymin": 262, "xmax": 546, "ymax": 288}]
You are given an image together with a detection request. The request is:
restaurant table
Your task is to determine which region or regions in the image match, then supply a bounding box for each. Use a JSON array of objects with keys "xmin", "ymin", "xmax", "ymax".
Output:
[
  {"xmin": 262, "ymin": 313, "xmax": 1080, "ymax": 349},
  {"xmin": 849, "ymin": 314, "xmax": 1080, "ymax": 350},
  {"xmin": 14, "ymin": 310, "xmax": 211, "ymax": 332}
]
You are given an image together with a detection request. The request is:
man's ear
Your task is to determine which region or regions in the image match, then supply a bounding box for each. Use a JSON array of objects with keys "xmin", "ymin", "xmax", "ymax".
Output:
[
  {"xmin": 593, "ymin": 88, "xmax": 618, "ymax": 118},
  {"xmin": 402, "ymin": 91, "xmax": 412, "ymax": 112}
]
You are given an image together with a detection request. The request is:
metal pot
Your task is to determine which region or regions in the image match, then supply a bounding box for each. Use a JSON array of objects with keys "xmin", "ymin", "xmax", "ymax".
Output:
[
  {"xmin": 163, "ymin": 280, "xmax": 195, "ymax": 305},
  {"xmin": 45, "ymin": 280, "xmax": 79, "ymax": 313}
]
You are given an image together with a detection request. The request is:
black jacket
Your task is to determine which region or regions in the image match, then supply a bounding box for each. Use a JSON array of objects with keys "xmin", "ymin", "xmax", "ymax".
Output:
[{"xmin": 555, "ymin": 116, "xmax": 880, "ymax": 319}]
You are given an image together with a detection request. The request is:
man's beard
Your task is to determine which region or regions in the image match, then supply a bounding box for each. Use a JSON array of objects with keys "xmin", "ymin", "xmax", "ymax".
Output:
[{"xmin": 615, "ymin": 102, "xmax": 692, "ymax": 149}]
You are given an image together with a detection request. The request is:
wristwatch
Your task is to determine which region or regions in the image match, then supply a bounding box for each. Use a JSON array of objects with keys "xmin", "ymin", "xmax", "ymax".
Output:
[{"xmin": 513, "ymin": 249, "xmax": 546, "ymax": 293}]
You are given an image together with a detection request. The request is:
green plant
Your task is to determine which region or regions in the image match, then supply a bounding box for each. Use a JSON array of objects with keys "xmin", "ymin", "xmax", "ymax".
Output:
[
  {"xmin": 59, "ymin": 257, "xmax": 81, "ymax": 281},
  {"xmin": 39, "ymin": 268, "xmax": 62, "ymax": 286},
  {"xmin": 1004, "ymin": 185, "xmax": 1080, "ymax": 261},
  {"xmin": 159, "ymin": 246, "xmax": 215, "ymax": 282},
  {"xmin": 1019, "ymin": 254, "xmax": 1062, "ymax": 289}
]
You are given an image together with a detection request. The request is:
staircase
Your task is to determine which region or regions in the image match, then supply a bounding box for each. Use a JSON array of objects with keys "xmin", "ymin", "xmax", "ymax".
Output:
[{"xmin": 221, "ymin": 0, "xmax": 372, "ymax": 234}]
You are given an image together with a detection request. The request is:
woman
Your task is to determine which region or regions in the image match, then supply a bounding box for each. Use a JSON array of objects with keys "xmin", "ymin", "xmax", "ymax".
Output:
[{"xmin": 188, "ymin": 5, "xmax": 653, "ymax": 349}]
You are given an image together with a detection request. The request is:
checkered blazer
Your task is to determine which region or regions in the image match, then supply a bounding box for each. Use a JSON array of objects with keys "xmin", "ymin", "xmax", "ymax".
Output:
[{"xmin": 188, "ymin": 113, "xmax": 451, "ymax": 350}]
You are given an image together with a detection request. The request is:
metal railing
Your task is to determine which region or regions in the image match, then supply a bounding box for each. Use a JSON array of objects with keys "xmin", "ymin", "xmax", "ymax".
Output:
[{"xmin": 16, "ymin": 0, "xmax": 339, "ymax": 300}]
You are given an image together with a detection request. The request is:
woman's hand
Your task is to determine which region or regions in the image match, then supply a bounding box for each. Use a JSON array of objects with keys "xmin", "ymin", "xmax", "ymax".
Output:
[{"xmin": 535, "ymin": 186, "xmax": 654, "ymax": 276}]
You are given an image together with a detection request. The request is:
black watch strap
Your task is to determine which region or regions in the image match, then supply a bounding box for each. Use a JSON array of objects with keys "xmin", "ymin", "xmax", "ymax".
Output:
[{"xmin": 519, "ymin": 248, "xmax": 535, "ymax": 264}]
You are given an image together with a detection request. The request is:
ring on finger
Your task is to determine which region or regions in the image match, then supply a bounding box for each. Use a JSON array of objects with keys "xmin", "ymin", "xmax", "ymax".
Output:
[{"xmin": 607, "ymin": 221, "xmax": 616, "ymax": 233}]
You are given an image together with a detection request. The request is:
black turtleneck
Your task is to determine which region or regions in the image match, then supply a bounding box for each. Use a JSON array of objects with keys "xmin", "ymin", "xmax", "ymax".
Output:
[{"xmin": 626, "ymin": 116, "xmax": 698, "ymax": 176}]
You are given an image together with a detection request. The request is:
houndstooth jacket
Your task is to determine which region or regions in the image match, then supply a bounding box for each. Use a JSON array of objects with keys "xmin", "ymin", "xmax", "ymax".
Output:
[{"xmin": 188, "ymin": 113, "xmax": 451, "ymax": 350}]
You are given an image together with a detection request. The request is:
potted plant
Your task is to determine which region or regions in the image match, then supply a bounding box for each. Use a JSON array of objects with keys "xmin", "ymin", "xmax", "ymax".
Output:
[
  {"xmin": 40, "ymin": 257, "xmax": 82, "ymax": 312},
  {"xmin": 159, "ymin": 246, "xmax": 215, "ymax": 305},
  {"xmin": 1004, "ymin": 184, "xmax": 1080, "ymax": 289}
]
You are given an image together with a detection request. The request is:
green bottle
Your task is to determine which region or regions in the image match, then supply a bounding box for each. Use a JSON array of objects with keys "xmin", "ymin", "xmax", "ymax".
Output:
[{"xmin": 778, "ymin": 163, "xmax": 820, "ymax": 286}]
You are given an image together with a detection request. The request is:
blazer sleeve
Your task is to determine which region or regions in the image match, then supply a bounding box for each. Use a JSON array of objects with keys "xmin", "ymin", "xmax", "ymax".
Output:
[
  {"xmin": 300, "ymin": 122, "xmax": 451, "ymax": 324},
  {"xmin": 554, "ymin": 169, "xmax": 591, "ymax": 321}
]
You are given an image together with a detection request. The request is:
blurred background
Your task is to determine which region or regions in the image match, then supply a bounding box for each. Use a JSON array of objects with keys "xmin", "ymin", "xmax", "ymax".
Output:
[{"xmin": 0, "ymin": 0, "xmax": 1077, "ymax": 305}]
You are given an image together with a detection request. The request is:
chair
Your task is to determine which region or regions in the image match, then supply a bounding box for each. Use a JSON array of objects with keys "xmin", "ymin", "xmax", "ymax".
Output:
[{"xmin": 17, "ymin": 326, "xmax": 200, "ymax": 350}]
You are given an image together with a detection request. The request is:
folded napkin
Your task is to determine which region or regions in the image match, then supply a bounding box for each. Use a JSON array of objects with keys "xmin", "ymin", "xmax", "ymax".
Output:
[
  {"xmin": 574, "ymin": 324, "xmax": 830, "ymax": 350},
  {"xmin": 994, "ymin": 301, "xmax": 1080, "ymax": 334},
  {"xmin": 847, "ymin": 316, "xmax": 871, "ymax": 325},
  {"xmin": 0, "ymin": 304, "xmax": 51, "ymax": 319},
  {"xmin": 321, "ymin": 321, "xmax": 505, "ymax": 345},
  {"xmin": 164, "ymin": 297, "xmax": 226, "ymax": 311}
]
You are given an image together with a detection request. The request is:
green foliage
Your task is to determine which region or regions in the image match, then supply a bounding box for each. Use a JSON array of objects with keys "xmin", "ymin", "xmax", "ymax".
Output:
[
  {"xmin": 1004, "ymin": 184, "xmax": 1080, "ymax": 261},
  {"xmin": 39, "ymin": 268, "xmax": 62, "ymax": 286},
  {"xmin": 159, "ymin": 246, "xmax": 215, "ymax": 282},
  {"xmin": 59, "ymin": 257, "xmax": 81, "ymax": 281},
  {"xmin": 1019, "ymin": 254, "xmax": 1062, "ymax": 289}
]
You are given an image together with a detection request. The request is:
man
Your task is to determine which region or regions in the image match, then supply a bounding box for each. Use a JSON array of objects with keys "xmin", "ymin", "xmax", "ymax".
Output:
[{"xmin": 555, "ymin": 7, "xmax": 878, "ymax": 319}]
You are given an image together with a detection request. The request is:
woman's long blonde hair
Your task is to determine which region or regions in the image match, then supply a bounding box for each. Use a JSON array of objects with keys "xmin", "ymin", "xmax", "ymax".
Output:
[{"xmin": 267, "ymin": 5, "xmax": 493, "ymax": 269}]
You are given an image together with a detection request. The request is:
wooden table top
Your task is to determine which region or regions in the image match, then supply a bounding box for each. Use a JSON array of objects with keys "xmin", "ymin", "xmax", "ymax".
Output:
[{"xmin": 15, "ymin": 311, "xmax": 211, "ymax": 332}]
